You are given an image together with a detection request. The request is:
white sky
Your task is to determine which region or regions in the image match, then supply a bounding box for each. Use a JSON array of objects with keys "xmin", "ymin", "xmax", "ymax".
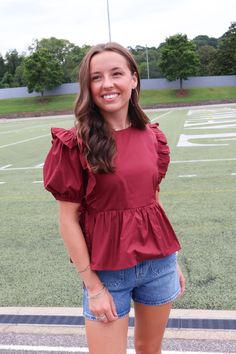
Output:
[{"xmin": 0, "ymin": 0, "xmax": 235, "ymax": 56}]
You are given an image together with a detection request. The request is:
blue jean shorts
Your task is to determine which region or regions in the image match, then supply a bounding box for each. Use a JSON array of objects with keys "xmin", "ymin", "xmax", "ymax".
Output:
[{"xmin": 83, "ymin": 253, "xmax": 180, "ymax": 321}]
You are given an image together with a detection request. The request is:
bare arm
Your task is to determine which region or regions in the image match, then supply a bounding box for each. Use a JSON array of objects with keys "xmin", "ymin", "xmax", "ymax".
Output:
[
  {"xmin": 58, "ymin": 201, "xmax": 102, "ymax": 292},
  {"xmin": 58, "ymin": 201, "xmax": 118, "ymax": 322}
]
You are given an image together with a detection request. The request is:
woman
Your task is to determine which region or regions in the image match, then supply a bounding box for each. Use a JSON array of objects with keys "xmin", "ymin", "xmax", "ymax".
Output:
[{"xmin": 43, "ymin": 42, "xmax": 185, "ymax": 354}]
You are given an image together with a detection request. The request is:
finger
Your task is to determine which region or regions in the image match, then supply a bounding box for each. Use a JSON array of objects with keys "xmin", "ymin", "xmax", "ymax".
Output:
[{"xmin": 110, "ymin": 295, "xmax": 118, "ymax": 318}]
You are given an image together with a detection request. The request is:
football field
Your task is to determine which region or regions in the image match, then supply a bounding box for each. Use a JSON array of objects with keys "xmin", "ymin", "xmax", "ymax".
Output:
[{"xmin": 0, "ymin": 104, "xmax": 235, "ymax": 310}]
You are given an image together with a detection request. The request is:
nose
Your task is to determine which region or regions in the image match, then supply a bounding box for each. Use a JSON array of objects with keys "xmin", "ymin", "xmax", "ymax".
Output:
[{"xmin": 103, "ymin": 75, "xmax": 114, "ymax": 88}]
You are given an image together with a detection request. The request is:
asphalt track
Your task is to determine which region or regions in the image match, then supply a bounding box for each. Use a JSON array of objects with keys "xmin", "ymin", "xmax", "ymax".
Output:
[{"xmin": 0, "ymin": 308, "xmax": 235, "ymax": 354}]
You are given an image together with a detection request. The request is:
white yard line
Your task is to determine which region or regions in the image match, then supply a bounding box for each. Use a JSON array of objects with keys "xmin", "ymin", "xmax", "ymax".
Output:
[
  {"xmin": 0, "ymin": 134, "xmax": 50, "ymax": 149},
  {"xmin": 0, "ymin": 158, "xmax": 236, "ymax": 172},
  {"xmin": 178, "ymin": 174, "xmax": 197, "ymax": 178},
  {"xmin": 171, "ymin": 158, "xmax": 236, "ymax": 164},
  {"xmin": 0, "ymin": 123, "xmax": 55, "ymax": 135},
  {"xmin": 151, "ymin": 111, "xmax": 171, "ymax": 122},
  {"xmin": 0, "ymin": 346, "xmax": 231, "ymax": 354},
  {"xmin": 0, "ymin": 166, "xmax": 43, "ymax": 171},
  {"xmin": 0, "ymin": 164, "xmax": 12, "ymax": 170}
]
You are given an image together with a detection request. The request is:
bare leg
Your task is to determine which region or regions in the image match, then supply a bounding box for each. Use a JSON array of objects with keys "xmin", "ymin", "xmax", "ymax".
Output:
[
  {"xmin": 134, "ymin": 302, "xmax": 172, "ymax": 354},
  {"xmin": 85, "ymin": 316, "xmax": 129, "ymax": 354}
]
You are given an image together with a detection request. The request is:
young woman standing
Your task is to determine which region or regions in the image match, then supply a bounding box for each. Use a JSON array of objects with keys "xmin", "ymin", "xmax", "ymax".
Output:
[{"xmin": 44, "ymin": 42, "xmax": 185, "ymax": 354}]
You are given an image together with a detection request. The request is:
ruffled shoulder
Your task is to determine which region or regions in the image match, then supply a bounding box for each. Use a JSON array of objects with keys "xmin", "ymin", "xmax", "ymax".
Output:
[
  {"xmin": 51, "ymin": 127, "xmax": 78, "ymax": 149},
  {"xmin": 147, "ymin": 123, "xmax": 170, "ymax": 189},
  {"xmin": 43, "ymin": 127, "xmax": 85, "ymax": 203}
]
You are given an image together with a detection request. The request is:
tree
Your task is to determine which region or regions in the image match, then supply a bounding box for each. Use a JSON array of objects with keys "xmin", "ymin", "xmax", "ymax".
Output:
[
  {"xmin": 0, "ymin": 55, "xmax": 5, "ymax": 81},
  {"xmin": 24, "ymin": 48, "xmax": 63, "ymax": 96},
  {"xmin": 197, "ymin": 45, "xmax": 218, "ymax": 76},
  {"xmin": 193, "ymin": 35, "xmax": 218, "ymax": 49},
  {"xmin": 159, "ymin": 34, "xmax": 200, "ymax": 90},
  {"xmin": 29, "ymin": 37, "xmax": 91, "ymax": 83},
  {"xmin": 5, "ymin": 49, "xmax": 23, "ymax": 76},
  {"xmin": 215, "ymin": 22, "xmax": 236, "ymax": 75}
]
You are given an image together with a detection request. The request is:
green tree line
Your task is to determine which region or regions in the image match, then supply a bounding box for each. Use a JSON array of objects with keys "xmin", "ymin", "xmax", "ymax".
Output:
[{"xmin": 0, "ymin": 22, "xmax": 235, "ymax": 94}]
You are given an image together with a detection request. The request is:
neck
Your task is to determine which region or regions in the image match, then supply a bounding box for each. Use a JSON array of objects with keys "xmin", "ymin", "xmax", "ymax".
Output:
[{"xmin": 110, "ymin": 119, "xmax": 131, "ymax": 131}]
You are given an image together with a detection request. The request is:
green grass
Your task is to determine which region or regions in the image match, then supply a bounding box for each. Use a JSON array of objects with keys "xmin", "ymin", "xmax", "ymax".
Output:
[
  {"xmin": 0, "ymin": 106, "xmax": 236, "ymax": 309},
  {"xmin": 0, "ymin": 86, "xmax": 236, "ymax": 116},
  {"xmin": 0, "ymin": 94, "xmax": 77, "ymax": 115},
  {"xmin": 140, "ymin": 86, "xmax": 236, "ymax": 105}
]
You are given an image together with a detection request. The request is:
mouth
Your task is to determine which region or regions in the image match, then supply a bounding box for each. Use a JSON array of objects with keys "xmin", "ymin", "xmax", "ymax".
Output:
[{"xmin": 102, "ymin": 93, "xmax": 119, "ymax": 100}]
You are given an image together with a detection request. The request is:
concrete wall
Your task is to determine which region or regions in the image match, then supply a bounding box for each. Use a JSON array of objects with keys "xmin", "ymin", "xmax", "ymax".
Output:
[{"xmin": 0, "ymin": 76, "xmax": 235, "ymax": 100}]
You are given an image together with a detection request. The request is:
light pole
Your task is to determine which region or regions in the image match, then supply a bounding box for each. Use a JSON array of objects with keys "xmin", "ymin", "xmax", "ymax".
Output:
[
  {"xmin": 145, "ymin": 45, "xmax": 150, "ymax": 79},
  {"xmin": 107, "ymin": 0, "xmax": 111, "ymax": 41}
]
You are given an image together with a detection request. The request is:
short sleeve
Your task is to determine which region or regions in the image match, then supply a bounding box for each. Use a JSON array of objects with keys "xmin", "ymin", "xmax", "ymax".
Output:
[
  {"xmin": 43, "ymin": 127, "xmax": 85, "ymax": 203},
  {"xmin": 148, "ymin": 123, "xmax": 170, "ymax": 191}
]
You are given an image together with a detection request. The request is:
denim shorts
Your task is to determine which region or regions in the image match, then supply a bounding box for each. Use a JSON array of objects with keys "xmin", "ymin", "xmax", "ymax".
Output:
[{"xmin": 83, "ymin": 253, "xmax": 180, "ymax": 321}]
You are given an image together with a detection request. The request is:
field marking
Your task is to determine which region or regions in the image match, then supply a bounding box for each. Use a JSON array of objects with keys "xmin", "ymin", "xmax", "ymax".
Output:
[
  {"xmin": 0, "ymin": 134, "xmax": 50, "ymax": 149},
  {"xmin": 178, "ymin": 174, "xmax": 197, "ymax": 178},
  {"xmin": 0, "ymin": 166, "xmax": 43, "ymax": 171},
  {"xmin": 177, "ymin": 132, "xmax": 236, "ymax": 147},
  {"xmin": 0, "ymin": 122, "xmax": 55, "ymax": 135},
  {"xmin": 0, "ymin": 115, "xmax": 73, "ymax": 123},
  {"xmin": 151, "ymin": 111, "xmax": 172, "ymax": 122},
  {"xmin": 32, "ymin": 180, "xmax": 43, "ymax": 184},
  {"xmin": 0, "ymin": 181, "xmax": 6, "ymax": 184},
  {"xmin": 163, "ymin": 189, "xmax": 236, "ymax": 195},
  {"xmin": 0, "ymin": 347, "xmax": 230, "ymax": 354},
  {"xmin": 171, "ymin": 158, "xmax": 236, "ymax": 164},
  {"xmin": 0, "ymin": 164, "xmax": 12, "ymax": 170},
  {"xmin": 0, "ymin": 158, "xmax": 236, "ymax": 172},
  {"xmin": 232, "ymin": 173, "xmax": 236, "ymax": 176}
]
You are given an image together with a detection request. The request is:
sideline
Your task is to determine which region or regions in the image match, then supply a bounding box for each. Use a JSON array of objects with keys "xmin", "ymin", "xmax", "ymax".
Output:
[
  {"xmin": 0, "ymin": 134, "xmax": 50, "ymax": 149},
  {"xmin": 0, "ymin": 345, "xmax": 233, "ymax": 354}
]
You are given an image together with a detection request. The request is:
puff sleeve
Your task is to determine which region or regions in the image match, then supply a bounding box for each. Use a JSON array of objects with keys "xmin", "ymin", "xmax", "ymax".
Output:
[
  {"xmin": 43, "ymin": 127, "xmax": 85, "ymax": 203},
  {"xmin": 148, "ymin": 123, "xmax": 170, "ymax": 191}
]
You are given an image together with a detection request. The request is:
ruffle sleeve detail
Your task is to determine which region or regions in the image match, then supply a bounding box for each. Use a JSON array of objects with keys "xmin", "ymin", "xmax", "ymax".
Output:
[
  {"xmin": 148, "ymin": 123, "xmax": 170, "ymax": 190},
  {"xmin": 43, "ymin": 127, "xmax": 85, "ymax": 203}
]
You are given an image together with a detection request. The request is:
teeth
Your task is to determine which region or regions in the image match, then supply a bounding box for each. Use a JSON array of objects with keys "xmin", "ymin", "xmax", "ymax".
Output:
[{"xmin": 103, "ymin": 93, "xmax": 118, "ymax": 99}]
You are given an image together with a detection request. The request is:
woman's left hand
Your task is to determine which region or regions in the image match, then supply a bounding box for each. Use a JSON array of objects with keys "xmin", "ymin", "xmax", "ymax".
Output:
[{"xmin": 177, "ymin": 263, "xmax": 186, "ymax": 297}]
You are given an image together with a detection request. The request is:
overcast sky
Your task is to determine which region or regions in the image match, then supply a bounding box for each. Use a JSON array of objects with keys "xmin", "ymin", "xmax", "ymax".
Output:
[{"xmin": 0, "ymin": 0, "xmax": 235, "ymax": 56}]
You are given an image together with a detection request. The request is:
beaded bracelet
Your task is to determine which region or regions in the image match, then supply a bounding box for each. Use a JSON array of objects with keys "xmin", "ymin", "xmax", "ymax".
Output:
[{"xmin": 88, "ymin": 285, "xmax": 106, "ymax": 300}]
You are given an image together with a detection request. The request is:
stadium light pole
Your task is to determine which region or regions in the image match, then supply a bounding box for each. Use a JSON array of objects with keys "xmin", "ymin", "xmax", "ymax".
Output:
[{"xmin": 107, "ymin": 0, "xmax": 112, "ymax": 41}]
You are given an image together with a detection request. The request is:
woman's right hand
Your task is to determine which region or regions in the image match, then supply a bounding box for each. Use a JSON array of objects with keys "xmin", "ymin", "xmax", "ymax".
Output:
[{"xmin": 88, "ymin": 287, "xmax": 118, "ymax": 323}]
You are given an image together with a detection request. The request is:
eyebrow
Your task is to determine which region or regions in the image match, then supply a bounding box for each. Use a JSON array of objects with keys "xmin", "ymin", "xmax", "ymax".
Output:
[{"xmin": 90, "ymin": 67, "xmax": 123, "ymax": 75}]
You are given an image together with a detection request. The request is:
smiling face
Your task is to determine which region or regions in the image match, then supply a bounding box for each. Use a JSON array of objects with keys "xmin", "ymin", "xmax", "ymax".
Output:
[{"xmin": 89, "ymin": 50, "xmax": 137, "ymax": 121}]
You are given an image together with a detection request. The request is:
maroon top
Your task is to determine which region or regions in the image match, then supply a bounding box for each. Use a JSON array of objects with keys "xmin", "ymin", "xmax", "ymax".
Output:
[{"xmin": 43, "ymin": 123, "xmax": 181, "ymax": 270}]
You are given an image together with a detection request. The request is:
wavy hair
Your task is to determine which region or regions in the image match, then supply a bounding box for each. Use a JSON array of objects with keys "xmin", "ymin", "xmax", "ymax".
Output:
[{"xmin": 74, "ymin": 42, "xmax": 149, "ymax": 173}]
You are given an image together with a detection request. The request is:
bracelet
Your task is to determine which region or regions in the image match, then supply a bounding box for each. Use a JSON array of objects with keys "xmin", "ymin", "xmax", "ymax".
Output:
[
  {"xmin": 88, "ymin": 285, "xmax": 106, "ymax": 300},
  {"xmin": 78, "ymin": 264, "xmax": 90, "ymax": 273}
]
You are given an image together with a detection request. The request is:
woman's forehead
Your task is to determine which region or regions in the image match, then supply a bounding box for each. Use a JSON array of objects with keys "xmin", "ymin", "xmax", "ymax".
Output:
[{"xmin": 90, "ymin": 51, "xmax": 129, "ymax": 72}]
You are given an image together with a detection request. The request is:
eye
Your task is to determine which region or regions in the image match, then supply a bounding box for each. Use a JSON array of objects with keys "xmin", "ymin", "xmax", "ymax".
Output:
[
  {"xmin": 91, "ymin": 75, "xmax": 102, "ymax": 82},
  {"xmin": 113, "ymin": 71, "xmax": 122, "ymax": 77}
]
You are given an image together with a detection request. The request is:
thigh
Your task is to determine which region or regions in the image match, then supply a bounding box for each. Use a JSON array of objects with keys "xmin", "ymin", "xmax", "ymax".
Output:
[
  {"xmin": 85, "ymin": 316, "xmax": 129, "ymax": 354},
  {"xmin": 134, "ymin": 302, "xmax": 172, "ymax": 354}
]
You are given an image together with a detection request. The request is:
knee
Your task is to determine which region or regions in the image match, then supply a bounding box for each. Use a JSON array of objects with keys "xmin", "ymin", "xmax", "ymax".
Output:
[{"xmin": 135, "ymin": 340, "xmax": 161, "ymax": 354}]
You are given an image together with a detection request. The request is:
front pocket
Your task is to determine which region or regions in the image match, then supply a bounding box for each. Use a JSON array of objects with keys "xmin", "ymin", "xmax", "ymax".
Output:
[
  {"xmin": 97, "ymin": 269, "xmax": 125, "ymax": 289},
  {"xmin": 150, "ymin": 253, "xmax": 176, "ymax": 276}
]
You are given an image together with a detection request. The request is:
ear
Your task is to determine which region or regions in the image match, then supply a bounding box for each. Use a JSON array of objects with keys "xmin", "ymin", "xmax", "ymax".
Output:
[{"xmin": 131, "ymin": 72, "xmax": 138, "ymax": 89}]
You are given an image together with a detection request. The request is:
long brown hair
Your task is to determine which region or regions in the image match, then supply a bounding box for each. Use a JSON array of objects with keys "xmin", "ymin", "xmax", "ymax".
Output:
[{"xmin": 74, "ymin": 42, "xmax": 149, "ymax": 173}]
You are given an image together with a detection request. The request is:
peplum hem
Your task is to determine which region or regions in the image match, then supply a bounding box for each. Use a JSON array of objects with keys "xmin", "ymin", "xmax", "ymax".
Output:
[{"xmin": 85, "ymin": 201, "xmax": 181, "ymax": 270}]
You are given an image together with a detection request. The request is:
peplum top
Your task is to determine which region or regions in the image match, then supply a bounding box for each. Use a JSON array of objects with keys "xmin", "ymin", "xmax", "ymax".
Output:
[{"xmin": 43, "ymin": 123, "xmax": 181, "ymax": 270}]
